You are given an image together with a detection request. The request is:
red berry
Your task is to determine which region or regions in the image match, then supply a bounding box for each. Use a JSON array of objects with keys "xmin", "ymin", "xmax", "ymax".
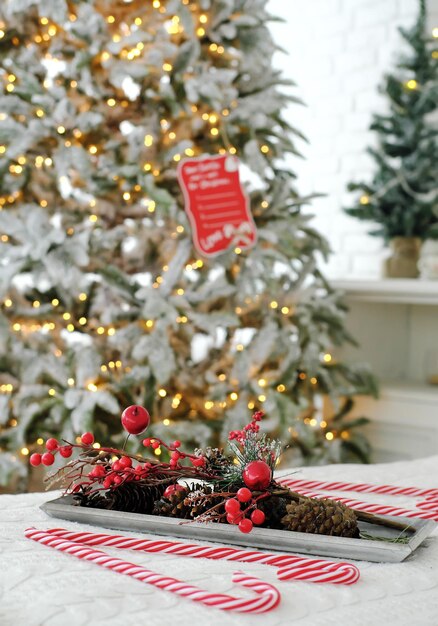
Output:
[
  {"xmin": 121, "ymin": 405, "xmax": 150, "ymax": 435},
  {"xmin": 250, "ymin": 509, "xmax": 266, "ymax": 525},
  {"xmin": 112, "ymin": 460, "xmax": 122, "ymax": 471},
  {"xmin": 170, "ymin": 451, "xmax": 180, "ymax": 461},
  {"xmin": 119, "ymin": 456, "xmax": 132, "ymax": 468},
  {"xmin": 225, "ymin": 498, "xmax": 241, "ymax": 514},
  {"xmin": 59, "ymin": 445, "xmax": 72, "ymax": 458},
  {"xmin": 242, "ymin": 460, "xmax": 272, "ymax": 490},
  {"xmin": 238, "ymin": 518, "xmax": 253, "ymax": 534},
  {"xmin": 151, "ymin": 441, "xmax": 160, "ymax": 450},
  {"xmin": 41, "ymin": 452, "xmax": 55, "ymax": 466},
  {"xmin": 237, "ymin": 487, "xmax": 252, "ymax": 503},
  {"xmin": 81, "ymin": 432, "xmax": 94, "ymax": 445},
  {"xmin": 46, "ymin": 438, "xmax": 58, "ymax": 451},
  {"xmin": 103, "ymin": 477, "xmax": 112, "ymax": 489},
  {"xmin": 113, "ymin": 475, "xmax": 123, "ymax": 485},
  {"xmin": 90, "ymin": 465, "xmax": 106, "ymax": 478},
  {"xmin": 172, "ymin": 440, "xmax": 181, "ymax": 448},
  {"xmin": 163, "ymin": 484, "xmax": 187, "ymax": 499},
  {"xmin": 29, "ymin": 453, "xmax": 42, "ymax": 467},
  {"xmin": 226, "ymin": 512, "xmax": 243, "ymax": 525},
  {"xmin": 191, "ymin": 457, "xmax": 205, "ymax": 467},
  {"xmin": 142, "ymin": 438, "xmax": 151, "ymax": 447}
]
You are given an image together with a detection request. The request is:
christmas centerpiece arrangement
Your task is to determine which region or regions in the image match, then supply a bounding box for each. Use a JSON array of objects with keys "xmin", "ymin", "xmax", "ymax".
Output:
[{"xmin": 31, "ymin": 404, "xmax": 415, "ymax": 542}]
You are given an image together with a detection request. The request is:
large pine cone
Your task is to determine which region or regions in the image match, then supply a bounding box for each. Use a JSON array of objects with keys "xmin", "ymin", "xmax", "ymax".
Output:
[
  {"xmin": 281, "ymin": 497, "xmax": 359, "ymax": 538},
  {"xmin": 74, "ymin": 481, "xmax": 166, "ymax": 515}
]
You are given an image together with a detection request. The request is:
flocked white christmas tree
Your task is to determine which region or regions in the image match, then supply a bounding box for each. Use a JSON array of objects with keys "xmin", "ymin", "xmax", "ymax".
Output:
[{"xmin": 0, "ymin": 0, "xmax": 376, "ymax": 487}]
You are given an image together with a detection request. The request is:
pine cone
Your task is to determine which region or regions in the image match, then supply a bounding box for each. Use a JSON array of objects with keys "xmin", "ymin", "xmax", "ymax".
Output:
[
  {"xmin": 153, "ymin": 488, "xmax": 192, "ymax": 519},
  {"xmin": 257, "ymin": 496, "xmax": 288, "ymax": 529},
  {"xmin": 153, "ymin": 484, "xmax": 223, "ymax": 520},
  {"xmin": 74, "ymin": 481, "xmax": 166, "ymax": 515},
  {"xmin": 200, "ymin": 447, "xmax": 230, "ymax": 473},
  {"xmin": 281, "ymin": 497, "xmax": 359, "ymax": 538}
]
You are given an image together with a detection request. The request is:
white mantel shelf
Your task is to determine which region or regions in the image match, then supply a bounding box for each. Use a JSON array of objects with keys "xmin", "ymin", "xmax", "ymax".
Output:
[{"xmin": 332, "ymin": 279, "xmax": 438, "ymax": 305}]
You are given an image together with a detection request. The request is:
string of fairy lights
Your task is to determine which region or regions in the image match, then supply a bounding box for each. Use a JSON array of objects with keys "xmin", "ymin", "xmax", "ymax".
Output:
[{"xmin": 0, "ymin": 0, "xmax": 375, "ymax": 464}]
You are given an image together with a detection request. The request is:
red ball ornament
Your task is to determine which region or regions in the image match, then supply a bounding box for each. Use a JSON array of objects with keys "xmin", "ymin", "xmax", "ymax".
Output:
[
  {"xmin": 238, "ymin": 518, "xmax": 253, "ymax": 534},
  {"xmin": 236, "ymin": 487, "xmax": 252, "ymax": 503},
  {"xmin": 29, "ymin": 453, "xmax": 42, "ymax": 467},
  {"xmin": 242, "ymin": 460, "xmax": 272, "ymax": 490},
  {"xmin": 225, "ymin": 498, "xmax": 241, "ymax": 515},
  {"xmin": 250, "ymin": 509, "xmax": 266, "ymax": 525},
  {"xmin": 163, "ymin": 484, "xmax": 187, "ymax": 499},
  {"xmin": 81, "ymin": 432, "xmax": 94, "ymax": 445},
  {"xmin": 46, "ymin": 438, "xmax": 58, "ymax": 451},
  {"xmin": 41, "ymin": 452, "xmax": 55, "ymax": 466},
  {"xmin": 121, "ymin": 405, "xmax": 150, "ymax": 435}
]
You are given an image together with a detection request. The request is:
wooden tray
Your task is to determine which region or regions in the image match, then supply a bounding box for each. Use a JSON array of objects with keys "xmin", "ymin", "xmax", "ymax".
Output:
[{"xmin": 41, "ymin": 495, "xmax": 435, "ymax": 563}]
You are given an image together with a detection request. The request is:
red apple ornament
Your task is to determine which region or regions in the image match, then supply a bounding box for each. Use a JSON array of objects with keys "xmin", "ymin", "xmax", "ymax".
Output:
[
  {"xmin": 121, "ymin": 405, "xmax": 150, "ymax": 435},
  {"xmin": 242, "ymin": 460, "xmax": 272, "ymax": 490}
]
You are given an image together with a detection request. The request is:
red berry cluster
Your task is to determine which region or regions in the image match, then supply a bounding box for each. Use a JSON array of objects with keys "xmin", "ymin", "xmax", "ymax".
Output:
[
  {"xmin": 29, "ymin": 434, "xmax": 90, "ymax": 467},
  {"xmin": 224, "ymin": 487, "xmax": 266, "ymax": 534},
  {"xmin": 228, "ymin": 411, "xmax": 264, "ymax": 443}
]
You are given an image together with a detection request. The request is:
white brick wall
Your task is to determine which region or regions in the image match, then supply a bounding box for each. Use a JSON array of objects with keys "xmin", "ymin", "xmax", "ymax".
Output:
[{"xmin": 268, "ymin": 0, "xmax": 438, "ymax": 278}]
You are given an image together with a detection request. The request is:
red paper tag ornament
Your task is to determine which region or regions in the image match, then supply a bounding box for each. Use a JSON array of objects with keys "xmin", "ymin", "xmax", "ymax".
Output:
[{"xmin": 177, "ymin": 154, "xmax": 257, "ymax": 256}]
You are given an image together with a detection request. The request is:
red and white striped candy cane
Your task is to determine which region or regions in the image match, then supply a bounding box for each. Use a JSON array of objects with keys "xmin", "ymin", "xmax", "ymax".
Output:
[
  {"xmin": 285, "ymin": 488, "xmax": 438, "ymax": 521},
  {"xmin": 44, "ymin": 527, "xmax": 360, "ymax": 585},
  {"xmin": 25, "ymin": 528, "xmax": 280, "ymax": 614},
  {"xmin": 415, "ymin": 501, "xmax": 438, "ymax": 512},
  {"xmin": 278, "ymin": 478, "xmax": 438, "ymax": 500}
]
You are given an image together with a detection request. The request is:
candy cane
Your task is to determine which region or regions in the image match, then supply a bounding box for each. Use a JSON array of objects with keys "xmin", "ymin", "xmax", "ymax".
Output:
[
  {"xmin": 285, "ymin": 488, "xmax": 438, "ymax": 521},
  {"xmin": 278, "ymin": 478, "xmax": 438, "ymax": 500},
  {"xmin": 44, "ymin": 527, "xmax": 360, "ymax": 585},
  {"xmin": 415, "ymin": 501, "xmax": 438, "ymax": 512},
  {"xmin": 25, "ymin": 528, "xmax": 280, "ymax": 614}
]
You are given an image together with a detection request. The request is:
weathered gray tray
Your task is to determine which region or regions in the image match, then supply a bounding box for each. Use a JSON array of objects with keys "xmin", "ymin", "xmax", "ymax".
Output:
[{"xmin": 41, "ymin": 495, "xmax": 435, "ymax": 563}]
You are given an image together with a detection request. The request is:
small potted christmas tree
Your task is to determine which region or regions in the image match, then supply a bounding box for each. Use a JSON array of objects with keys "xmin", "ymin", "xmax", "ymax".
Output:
[{"xmin": 345, "ymin": 0, "xmax": 438, "ymax": 278}]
